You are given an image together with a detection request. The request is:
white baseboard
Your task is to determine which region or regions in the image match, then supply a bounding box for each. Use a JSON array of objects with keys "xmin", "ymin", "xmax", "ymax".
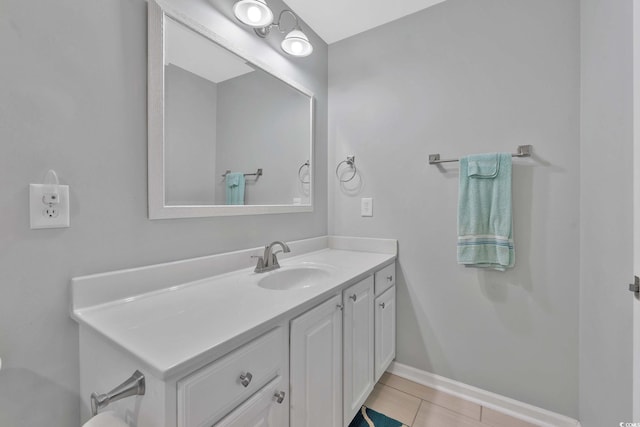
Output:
[{"xmin": 386, "ymin": 362, "xmax": 581, "ymax": 427}]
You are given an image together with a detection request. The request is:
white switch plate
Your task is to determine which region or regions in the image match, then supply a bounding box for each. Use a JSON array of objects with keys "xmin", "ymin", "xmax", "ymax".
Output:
[
  {"xmin": 361, "ymin": 197, "xmax": 373, "ymax": 217},
  {"xmin": 30, "ymin": 184, "xmax": 70, "ymax": 229}
]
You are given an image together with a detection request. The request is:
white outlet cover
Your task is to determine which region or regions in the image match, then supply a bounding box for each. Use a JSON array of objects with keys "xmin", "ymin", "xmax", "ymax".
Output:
[{"xmin": 30, "ymin": 184, "xmax": 70, "ymax": 229}]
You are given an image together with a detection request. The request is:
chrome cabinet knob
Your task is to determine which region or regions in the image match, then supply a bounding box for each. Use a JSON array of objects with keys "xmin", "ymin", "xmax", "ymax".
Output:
[
  {"xmin": 386, "ymin": 275, "xmax": 393, "ymax": 281},
  {"xmin": 336, "ymin": 304, "xmax": 344, "ymax": 311},
  {"xmin": 274, "ymin": 391, "xmax": 286, "ymax": 404},
  {"xmin": 239, "ymin": 372, "xmax": 253, "ymax": 387},
  {"xmin": 349, "ymin": 294, "xmax": 357, "ymax": 302},
  {"xmin": 379, "ymin": 302, "xmax": 386, "ymax": 309}
]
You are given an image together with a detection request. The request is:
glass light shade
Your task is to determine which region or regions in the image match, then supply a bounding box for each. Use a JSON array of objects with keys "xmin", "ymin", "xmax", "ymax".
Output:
[
  {"xmin": 281, "ymin": 30, "xmax": 313, "ymax": 57},
  {"xmin": 233, "ymin": 0, "xmax": 274, "ymax": 28}
]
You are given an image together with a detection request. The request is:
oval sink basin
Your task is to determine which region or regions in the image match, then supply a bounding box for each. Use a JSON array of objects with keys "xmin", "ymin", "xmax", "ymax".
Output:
[{"xmin": 257, "ymin": 266, "xmax": 331, "ymax": 291}]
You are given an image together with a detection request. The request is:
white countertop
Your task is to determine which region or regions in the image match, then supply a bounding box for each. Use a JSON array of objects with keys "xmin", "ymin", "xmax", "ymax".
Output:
[{"xmin": 72, "ymin": 237, "xmax": 396, "ymax": 379}]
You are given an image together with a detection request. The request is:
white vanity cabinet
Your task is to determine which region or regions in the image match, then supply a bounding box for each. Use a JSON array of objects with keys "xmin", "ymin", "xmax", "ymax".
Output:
[
  {"xmin": 73, "ymin": 237, "xmax": 398, "ymax": 427},
  {"xmin": 289, "ymin": 264, "xmax": 395, "ymax": 427},
  {"xmin": 290, "ymin": 295, "xmax": 343, "ymax": 427},
  {"xmin": 342, "ymin": 276, "xmax": 375, "ymax": 426}
]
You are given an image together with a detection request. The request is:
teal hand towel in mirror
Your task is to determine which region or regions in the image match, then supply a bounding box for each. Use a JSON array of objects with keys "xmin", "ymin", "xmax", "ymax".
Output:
[
  {"xmin": 457, "ymin": 152, "xmax": 514, "ymax": 271},
  {"xmin": 226, "ymin": 173, "xmax": 240, "ymax": 188},
  {"xmin": 225, "ymin": 172, "xmax": 245, "ymax": 205}
]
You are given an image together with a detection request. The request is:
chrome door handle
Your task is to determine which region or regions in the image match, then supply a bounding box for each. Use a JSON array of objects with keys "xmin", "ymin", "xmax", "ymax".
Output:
[
  {"xmin": 274, "ymin": 391, "xmax": 286, "ymax": 404},
  {"xmin": 349, "ymin": 294, "xmax": 357, "ymax": 302},
  {"xmin": 239, "ymin": 372, "xmax": 253, "ymax": 387},
  {"xmin": 379, "ymin": 302, "xmax": 385, "ymax": 309}
]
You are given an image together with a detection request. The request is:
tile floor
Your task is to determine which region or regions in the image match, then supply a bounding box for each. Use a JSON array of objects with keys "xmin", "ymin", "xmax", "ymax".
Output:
[{"xmin": 363, "ymin": 373, "xmax": 539, "ymax": 427}]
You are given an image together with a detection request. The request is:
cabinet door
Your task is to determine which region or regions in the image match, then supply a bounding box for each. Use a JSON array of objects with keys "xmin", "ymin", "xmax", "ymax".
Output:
[
  {"xmin": 343, "ymin": 276, "xmax": 374, "ymax": 426},
  {"xmin": 290, "ymin": 295, "xmax": 343, "ymax": 427},
  {"xmin": 375, "ymin": 286, "xmax": 396, "ymax": 382},
  {"xmin": 214, "ymin": 376, "xmax": 287, "ymax": 427}
]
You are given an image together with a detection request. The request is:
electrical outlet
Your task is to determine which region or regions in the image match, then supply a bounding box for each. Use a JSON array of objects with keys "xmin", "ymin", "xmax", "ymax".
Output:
[
  {"xmin": 43, "ymin": 206, "xmax": 59, "ymax": 218},
  {"xmin": 30, "ymin": 184, "xmax": 70, "ymax": 229}
]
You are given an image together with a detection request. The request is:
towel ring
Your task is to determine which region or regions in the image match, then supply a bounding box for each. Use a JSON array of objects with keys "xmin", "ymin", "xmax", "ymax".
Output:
[
  {"xmin": 298, "ymin": 160, "xmax": 310, "ymax": 184},
  {"xmin": 336, "ymin": 156, "xmax": 357, "ymax": 183}
]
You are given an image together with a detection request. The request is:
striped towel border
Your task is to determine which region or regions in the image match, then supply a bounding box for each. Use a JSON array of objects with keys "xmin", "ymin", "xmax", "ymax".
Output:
[{"xmin": 457, "ymin": 235, "xmax": 513, "ymax": 249}]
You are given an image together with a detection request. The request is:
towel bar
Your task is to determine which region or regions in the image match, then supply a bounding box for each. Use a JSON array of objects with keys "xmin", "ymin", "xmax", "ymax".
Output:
[
  {"xmin": 90, "ymin": 370, "xmax": 145, "ymax": 416},
  {"xmin": 428, "ymin": 145, "xmax": 532, "ymax": 165},
  {"xmin": 298, "ymin": 160, "xmax": 310, "ymax": 184},
  {"xmin": 336, "ymin": 156, "xmax": 357, "ymax": 182},
  {"xmin": 221, "ymin": 169, "xmax": 263, "ymax": 178}
]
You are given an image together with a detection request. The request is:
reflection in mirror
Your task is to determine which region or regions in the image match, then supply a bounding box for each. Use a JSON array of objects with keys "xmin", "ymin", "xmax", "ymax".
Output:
[
  {"xmin": 160, "ymin": 16, "xmax": 312, "ymax": 209},
  {"xmin": 148, "ymin": 0, "xmax": 315, "ymax": 218}
]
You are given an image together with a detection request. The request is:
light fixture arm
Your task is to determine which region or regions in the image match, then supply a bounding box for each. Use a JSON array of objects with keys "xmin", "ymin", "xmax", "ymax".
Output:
[{"xmin": 254, "ymin": 9, "xmax": 301, "ymax": 38}]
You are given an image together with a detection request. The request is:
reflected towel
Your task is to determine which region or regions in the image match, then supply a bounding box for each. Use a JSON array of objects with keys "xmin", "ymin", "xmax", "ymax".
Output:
[
  {"xmin": 457, "ymin": 153, "xmax": 514, "ymax": 271},
  {"xmin": 225, "ymin": 172, "xmax": 245, "ymax": 205}
]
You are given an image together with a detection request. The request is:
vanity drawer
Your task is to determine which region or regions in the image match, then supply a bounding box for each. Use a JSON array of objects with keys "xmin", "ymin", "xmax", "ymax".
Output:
[
  {"xmin": 177, "ymin": 327, "xmax": 285, "ymax": 427},
  {"xmin": 213, "ymin": 375, "xmax": 287, "ymax": 427},
  {"xmin": 374, "ymin": 263, "xmax": 396, "ymax": 295}
]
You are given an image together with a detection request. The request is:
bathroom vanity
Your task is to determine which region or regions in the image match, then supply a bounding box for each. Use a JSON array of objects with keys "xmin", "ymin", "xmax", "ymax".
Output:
[{"xmin": 72, "ymin": 236, "xmax": 397, "ymax": 426}]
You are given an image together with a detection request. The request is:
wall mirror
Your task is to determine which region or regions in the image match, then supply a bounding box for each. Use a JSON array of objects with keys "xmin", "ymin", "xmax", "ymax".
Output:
[{"xmin": 148, "ymin": 1, "xmax": 314, "ymax": 219}]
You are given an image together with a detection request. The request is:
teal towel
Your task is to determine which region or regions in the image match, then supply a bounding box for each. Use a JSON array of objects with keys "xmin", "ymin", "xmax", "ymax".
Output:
[
  {"xmin": 225, "ymin": 172, "xmax": 245, "ymax": 205},
  {"xmin": 467, "ymin": 153, "xmax": 499, "ymax": 178},
  {"xmin": 457, "ymin": 153, "xmax": 514, "ymax": 271}
]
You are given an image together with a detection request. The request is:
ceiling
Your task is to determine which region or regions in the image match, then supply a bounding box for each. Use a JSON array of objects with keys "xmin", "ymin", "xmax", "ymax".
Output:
[{"xmin": 284, "ymin": 0, "xmax": 448, "ymax": 44}]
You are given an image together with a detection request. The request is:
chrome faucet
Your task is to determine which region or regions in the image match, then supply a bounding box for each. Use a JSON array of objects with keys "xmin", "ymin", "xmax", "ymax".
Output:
[{"xmin": 254, "ymin": 241, "xmax": 291, "ymax": 273}]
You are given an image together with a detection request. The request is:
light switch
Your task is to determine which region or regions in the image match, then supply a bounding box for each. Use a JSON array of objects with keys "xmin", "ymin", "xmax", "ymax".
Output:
[{"xmin": 361, "ymin": 198, "xmax": 373, "ymax": 217}]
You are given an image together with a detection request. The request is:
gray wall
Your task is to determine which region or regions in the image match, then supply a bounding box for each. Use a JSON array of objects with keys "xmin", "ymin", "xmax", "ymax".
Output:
[
  {"xmin": 579, "ymin": 0, "xmax": 634, "ymax": 425},
  {"xmin": 165, "ymin": 64, "xmax": 218, "ymax": 205},
  {"xmin": 0, "ymin": 0, "xmax": 327, "ymax": 425},
  {"xmin": 329, "ymin": 0, "xmax": 580, "ymax": 417},
  {"xmin": 216, "ymin": 70, "xmax": 311, "ymax": 205}
]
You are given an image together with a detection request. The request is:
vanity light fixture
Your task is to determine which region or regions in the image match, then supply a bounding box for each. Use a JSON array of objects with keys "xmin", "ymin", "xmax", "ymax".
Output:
[
  {"xmin": 233, "ymin": 2, "xmax": 313, "ymax": 57},
  {"xmin": 232, "ymin": 0, "xmax": 274, "ymax": 27},
  {"xmin": 280, "ymin": 29, "xmax": 313, "ymax": 57}
]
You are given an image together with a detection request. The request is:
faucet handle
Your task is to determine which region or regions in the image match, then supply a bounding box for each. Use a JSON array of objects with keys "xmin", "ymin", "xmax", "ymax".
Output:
[{"xmin": 251, "ymin": 256, "xmax": 265, "ymax": 272}]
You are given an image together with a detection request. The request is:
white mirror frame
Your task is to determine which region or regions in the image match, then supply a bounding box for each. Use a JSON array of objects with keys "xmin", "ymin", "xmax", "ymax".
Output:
[{"xmin": 148, "ymin": 0, "xmax": 315, "ymax": 219}]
